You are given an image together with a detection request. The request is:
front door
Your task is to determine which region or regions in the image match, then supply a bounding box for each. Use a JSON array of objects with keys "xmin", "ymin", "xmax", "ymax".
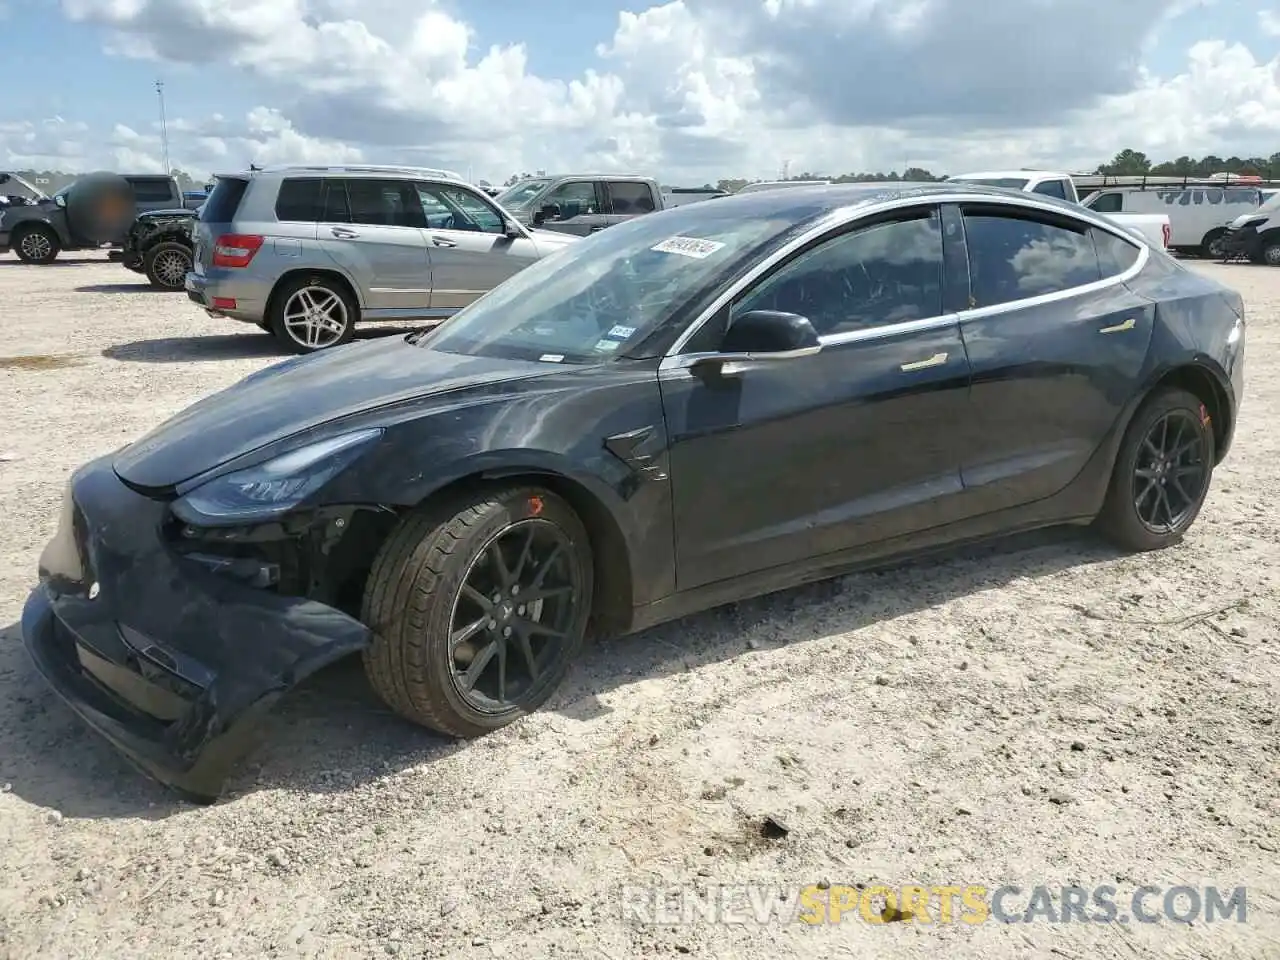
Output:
[
  {"xmin": 416, "ymin": 183, "xmax": 541, "ymax": 310},
  {"xmin": 316, "ymin": 178, "xmax": 432, "ymax": 311},
  {"xmin": 953, "ymin": 203, "xmax": 1155, "ymax": 513},
  {"xmin": 659, "ymin": 205, "xmax": 974, "ymax": 591}
]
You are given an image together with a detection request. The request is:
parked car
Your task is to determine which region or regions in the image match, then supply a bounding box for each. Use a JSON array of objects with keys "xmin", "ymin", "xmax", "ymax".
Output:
[
  {"xmin": 493, "ymin": 174, "xmax": 665, "ymax": 235},
  {"xmin": 1220, "ymin": 189, "xmax": 1280, "ymax": 265},
  {"xmin": 948, "ymin": 170, "xmax": 1172, "ymax": 250},
  {"xmin": 22, "ymin": 182, "xmax": 1245, "ymax": 800},
  {"xmin": 0, "ymin": 173, "xmax": 186, "ymax": 263},
  {"xmin": 1081, "ymin": 183, "xmax": 1267, "ymax": 258},
  {"xmin": 121, "ymin": 207, "xmax": 198, "ymax": 289},
  {"xmin": 185, "ymin": 164, "xmax": 579, "ymax": 353}
]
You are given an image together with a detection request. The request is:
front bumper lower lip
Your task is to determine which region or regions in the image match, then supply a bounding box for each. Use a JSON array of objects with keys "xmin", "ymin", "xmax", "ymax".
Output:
[{"xmin": 19, "ymin": 456, "xmax": 373, "ymax": 802}]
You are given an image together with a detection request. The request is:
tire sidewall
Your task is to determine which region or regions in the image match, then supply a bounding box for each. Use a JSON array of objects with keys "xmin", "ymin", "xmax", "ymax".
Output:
[
  {"xmin": 15, "ymin": 226, "xmax": 59, "ymax": 264},
  {"xmin": 269, "ymin": 275, "xmax": 357, "ymax": 353},
  {"xmin": 1108, "ymin": 389, "xmax": 1215, "ymax": 549},
  {"xmin": 143, "ymin": 240, "xmax": 193, "ymax": 289},
  {"xmin": 414, "ymin": 490, "xmax": 592, "ymax": 732}
]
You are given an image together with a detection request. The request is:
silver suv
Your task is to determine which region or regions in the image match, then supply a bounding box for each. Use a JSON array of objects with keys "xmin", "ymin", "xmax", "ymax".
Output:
[{"xmin": 185, "ymin": 165, "xmax": 580, "ymax": 352}]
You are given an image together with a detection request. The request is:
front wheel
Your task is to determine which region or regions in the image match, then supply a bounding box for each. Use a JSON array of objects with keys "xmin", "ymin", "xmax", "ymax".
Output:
[
  {"xmin": 1201, "ymin": 229, "xmax": 1227, "ymax": 260},
  {"xmin": 1262, "ymin": 238, "xmax": 1280, "ymax": 267},
  {"xmin": 362, "ymin": 486, "xmax": 593, "ymax": 738},
  {"xmin": 1095, "ymin": 388, "xmax": 1214, "ymax": 552},
  {"xmin": 143, "ymin": 240, "xmax": 193, "ymax": 289},
  {"xmin": 268, "ymin": 274, "xmax": 358, "ymax": 353},
  {"xmin": 14, "ymin": 227, "xmax": 60, "ymax": 264}
]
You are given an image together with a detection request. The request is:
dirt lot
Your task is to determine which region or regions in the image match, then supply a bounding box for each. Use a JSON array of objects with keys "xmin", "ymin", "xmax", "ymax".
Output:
[{"xmin": 0, "ymin": 253, "xmax": 1276, "ymax": 959}]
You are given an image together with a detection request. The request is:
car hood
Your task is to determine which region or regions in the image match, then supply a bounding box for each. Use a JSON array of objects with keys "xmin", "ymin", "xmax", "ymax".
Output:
[
  {"xmin": 1229, "ymin": 212, "xmax": 1270, "ymax": 229},
  {"xmin": 113, "ymin": 336, "xmax": 553, "ymax": 490}
]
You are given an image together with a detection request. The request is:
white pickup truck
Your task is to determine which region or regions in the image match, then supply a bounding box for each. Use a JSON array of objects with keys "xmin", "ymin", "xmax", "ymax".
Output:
[{"xmin": 948, "ymin": 170, "xmax": 1171, "ymax": 250}]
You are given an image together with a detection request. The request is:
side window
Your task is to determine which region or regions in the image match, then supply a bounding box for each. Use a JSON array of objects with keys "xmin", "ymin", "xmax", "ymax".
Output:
[
  {"xmin": 1032, "ymin": 179, "xmax": 1068, "ymax": 200},
  {"xmin": 541, "ymin": 181, "xmax": 599, "ymax": 220},
  {"xmin": 608, "ymin": 180, "xmax": 657, "ymax": 215},
  {"xmin": 436, "ymin": 186, "xmax": 504, "ymax": 233},
  {"xmin": 345, "ymin": 178, "xmax": 426, "ymax": 228},
  {"xmin": 732, "ymin": 210, "xmax": 944, "ymax": 338},
  {"xmin": 274, "ymin": 177, "xmax": 323, "ymax": 221},
  {"xmin": 320, "ymin": 180, "xmax": 352, "ymax": 222},
  {"xmin": 1090, "ymin": 192, "xmax": 1123, "ymax": 213},
  {"xmin": 962, "ymin": 208, "xmax": 1101, "ymax": 307},
  {"xmin": 1091, "ymin": 227, "xmax": 1140, "ymax": 278},
  {"xmin": 129, "ymin": 178, "xmax": 176, "ymax": 202}
]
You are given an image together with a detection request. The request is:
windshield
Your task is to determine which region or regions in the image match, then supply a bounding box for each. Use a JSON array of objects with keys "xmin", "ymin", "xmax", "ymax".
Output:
[
  {"xmin": 495, "ymin": 178, "xmax": 553, "ymax": 209},
  {"xmin": 950, "ymin": 176, "xmax": 1030, "ymax": 190},
  {"xmin": 421, "ymin": 205, "xmax": 814, "ymax": 363}
]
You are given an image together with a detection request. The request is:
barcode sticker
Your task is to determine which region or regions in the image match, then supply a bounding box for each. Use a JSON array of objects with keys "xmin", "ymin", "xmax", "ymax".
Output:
[{"xmin": 650, "ymin": 236, "xmax": 726, "ymax": 259}]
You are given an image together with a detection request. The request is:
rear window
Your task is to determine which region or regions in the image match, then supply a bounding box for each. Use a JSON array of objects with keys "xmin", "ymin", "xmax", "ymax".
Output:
[
  {"xmin": 1092, "ymin": 227, "xmax": 1140, "ymax": 277},
  {"xmin": 128, "ymin": 177, "xmax": 175, "ymax": 202},
  {"xmin": 201, "ymin": 177, "xmax": 249, "ymax": 222},
  {"xmin": 274, "ymin": 177, "xmax": 324, "ymax": 221}
]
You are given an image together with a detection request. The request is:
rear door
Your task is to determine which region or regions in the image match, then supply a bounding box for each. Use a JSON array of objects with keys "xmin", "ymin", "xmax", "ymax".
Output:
[
  {"xmin": 603, "ymin": 179, "xmax": 659, "ymax": 227},
  {"xmin": 316, "ymin": 178, "xmax": 432, "ymax": 311},
  {"xmin": 414, "ymin": 183, "xmax": 541, "ymax": 310},
  {"xmin": 953, "ymin": 202, "xmax": 1155, "ymax": 514}
]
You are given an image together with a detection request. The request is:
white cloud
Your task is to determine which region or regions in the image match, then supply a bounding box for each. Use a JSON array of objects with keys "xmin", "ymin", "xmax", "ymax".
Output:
[
  {"xmin": 0, "ymin": 0, "xmax": 1275, "ymax": 183},
  {"xmin": 1260, "ymin": 8, "xmax": 1280, "ymax": 35}
]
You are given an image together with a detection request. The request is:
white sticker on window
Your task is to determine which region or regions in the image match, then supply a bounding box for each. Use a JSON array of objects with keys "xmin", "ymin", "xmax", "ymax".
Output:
[
  {"xmin": 607, "ymin": 324, "xmax": 636, "ymax": 339},
  {"xmin": 593, "ymin": 339, "xmax": 621, "ymax": 352},
  {"xmin": 538, "ymin": 354, "xmax": 565, "ymax": 363},
  {"xmin": 650, "ymin": 236, "xmax": 726, "ymax": 259}
]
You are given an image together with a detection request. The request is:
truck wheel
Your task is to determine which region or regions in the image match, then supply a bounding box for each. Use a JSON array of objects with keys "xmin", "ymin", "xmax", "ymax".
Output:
[
  {"xmin": 1263, "ymin": 237, "xmax": 1280, "ymax": 267},
  {"xmin": 361, "ymin": 485, "xmax": 593, "ymax": 737},
  {"xmin": 13, "ymin": 226, "xmax": 60, "ymax": 264},
  {"xmin": 267, "ymin": 274, "xmax": 358, "ymax": 353},
  {"xmin": 143, "ymin": 240, "xmax": 193, "ymax": 290},
  {"xmin": 1200, "ymin": 229, "xmax": 1227, "ymax": 260}
]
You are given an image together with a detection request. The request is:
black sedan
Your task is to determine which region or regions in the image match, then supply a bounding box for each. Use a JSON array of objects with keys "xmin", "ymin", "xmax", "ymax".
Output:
[{"xmin": 22, "ymin": 183, "xmax": 1246, "ymax": 800}]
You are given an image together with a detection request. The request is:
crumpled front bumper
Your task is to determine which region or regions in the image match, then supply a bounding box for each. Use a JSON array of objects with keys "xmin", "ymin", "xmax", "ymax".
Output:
[
  {"xmin": 20, "ymin": 455, "xmax": 372, "ymax": 802},
  {"xmin": 1221, "ymin": 226, "xmax": 1262, "ymax": 260}
]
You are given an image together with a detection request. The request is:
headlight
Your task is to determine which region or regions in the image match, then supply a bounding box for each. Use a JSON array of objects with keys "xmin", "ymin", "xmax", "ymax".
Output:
[{"xmin": 172, "ymin": 428, "xmax": 382, "ymax": 526}]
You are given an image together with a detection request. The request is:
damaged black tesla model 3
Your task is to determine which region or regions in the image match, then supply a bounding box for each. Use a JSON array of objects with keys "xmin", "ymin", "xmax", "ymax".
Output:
[{"xmin": 23, "ymin": 183, "xmax": 1246, "ymax": 800}]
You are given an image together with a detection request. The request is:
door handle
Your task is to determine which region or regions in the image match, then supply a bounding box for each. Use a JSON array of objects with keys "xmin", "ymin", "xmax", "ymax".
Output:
[
  {"xmin": 899, "ymin": 352, "xmax": 948, "ymax": 372},
  {"xmin": 330, "ymin": 227, "xmax": 359, "ymax": 239},
  {"xmin": 1099, "ymin": 317, "xmax": 1136, "ymax": 334},
  {"xmin": 431, "ymin": 236, "xmax": 457, "ymax": 248}
]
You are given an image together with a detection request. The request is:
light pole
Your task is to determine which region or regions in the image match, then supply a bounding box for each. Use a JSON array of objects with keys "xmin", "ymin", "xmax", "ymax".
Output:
[{"xmin": 155, "ymin": 79, "xmax": 171, "ymax": 174}]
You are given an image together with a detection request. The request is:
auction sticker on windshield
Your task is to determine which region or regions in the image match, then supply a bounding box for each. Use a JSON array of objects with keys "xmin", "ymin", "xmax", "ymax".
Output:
[{"xmin": 650, "ymin": 236, "xmax": 726, "ymax": 259}]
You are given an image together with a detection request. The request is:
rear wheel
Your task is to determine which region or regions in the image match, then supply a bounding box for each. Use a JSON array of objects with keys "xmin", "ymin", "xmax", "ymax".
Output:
[
  {"xmin": 1095, "ymin": 388, "xmax": 1214, "ymax": 552},
  {"xmin": 268, "ymin": 274, "xmax": 358, "ymax": 353},
  {"xmin": 1262, "ymin": 236, "xmax": 1280, "ymax": 267},
  {"xmin": 362, "ymin": 486, "xmax": 593, "ymax": 738},
  {"xmin": 14, "ymin": 226, "xmax": 60, "ymax": 264},
  {"xmin": 142, "ymin": 240, "xmax": 193, "ymax": 289}
]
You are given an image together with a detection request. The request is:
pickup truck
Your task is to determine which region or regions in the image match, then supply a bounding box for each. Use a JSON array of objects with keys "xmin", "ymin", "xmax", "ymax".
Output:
[
  {"xmin": 0, "ymin": 172, "xmax": 187, "ymax": 263},
  {"xmin": 492, "ymin": 174, "xmax": 665, "ymax": 236},
  {"xmin": 948, "ymin": 170, "xmax": 1171, "ymax": 250}
]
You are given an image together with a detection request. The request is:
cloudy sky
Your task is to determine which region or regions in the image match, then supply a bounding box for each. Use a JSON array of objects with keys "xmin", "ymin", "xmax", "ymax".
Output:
[{"xmin": 1, "ymin": 0, "xmax": 1278, "ymax": 184}]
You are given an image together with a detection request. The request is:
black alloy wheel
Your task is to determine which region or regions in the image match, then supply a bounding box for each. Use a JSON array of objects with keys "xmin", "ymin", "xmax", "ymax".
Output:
[
  {"xmin": 1096, "ymin": 387, "xmax": 1215, "ymax": 551},
  {"xmin": 448, "ymin": 518, "xmax": 581, "ymax": 713},
  {"xmin": 362, "ymin": 486, "xmax": 593, "ymax": 737},
  {"xmin": 1132, "ymin": 408, "xmax": 1209, "ymax": 535}
]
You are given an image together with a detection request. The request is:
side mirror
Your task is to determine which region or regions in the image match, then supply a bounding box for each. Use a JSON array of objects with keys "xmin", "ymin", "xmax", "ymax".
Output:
[
  {"xmin": 54, "ymin": 194, "xmax": 67, "ymax": 209},
  {"xmin": 503, "ymin": 219, "xmax": 521, "ymax": 239},
  {"xmin": 692, "ymin": 310, "xmax": 821, "ymax": 375},
  {"xmin": 720, "ymin": 310, "xmax": 821, "ymax": 356}
]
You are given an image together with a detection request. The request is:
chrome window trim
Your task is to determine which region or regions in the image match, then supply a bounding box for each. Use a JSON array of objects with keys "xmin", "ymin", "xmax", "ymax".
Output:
[{"xmin": 660, "ymin": 191, "xmax": 1148, "ymax": 368}]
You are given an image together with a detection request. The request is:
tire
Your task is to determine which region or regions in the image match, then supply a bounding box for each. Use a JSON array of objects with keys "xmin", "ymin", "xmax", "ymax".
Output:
[
  {"xmin": 142, "ymin": 240, "xmax": 193, "ymax": 290},
  {"xmin": 267, "ymin": 273, "xmax": 358, "ymax": 353},
  {"xmin": 1200, "ymin": 229, "xmax": 1227, "ymax": 260},
  {"xmin": 13, "ymin": 226, "xmax": 60, "ymax": 264},
  {"xmin": 1095, "ymin": 387, "xmax": 1215, "ymax": 552},
  {"xmin": 1262, "ymin": 237, "xmax": 1280, "ymax": 267},
  {"xmin": 361, "ymin": 485, "xmax": 594, "ymax": 738}
]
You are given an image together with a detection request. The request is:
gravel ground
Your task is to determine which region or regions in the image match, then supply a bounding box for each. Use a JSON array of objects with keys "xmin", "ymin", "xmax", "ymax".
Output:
[{"xmin": 0, "ymin": 252, "xmax": 1277, "ymax": 960}]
